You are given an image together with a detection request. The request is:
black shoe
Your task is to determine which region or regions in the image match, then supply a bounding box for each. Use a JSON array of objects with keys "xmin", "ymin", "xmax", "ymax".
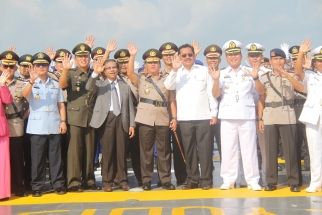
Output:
[
  {"xmin": 0, "ymin": 197, "xmax": 9, "ymax": 201},
  {"xmin": 68, "ymin": 185, "xmax": 83, "ymax": 192},
  {"xmin": 55, "ymin": 187, "xmax": 67, "ymax": 195},
  {"xmin": 264, "ymin": 183, "xmax": 277, "ymax": 191},
  {"xmin": 112, "ymin": 181, "xmax": 120, "ymax": 188},
  {"xmin": 138, "ymin": 182, "xmax": 143, "ymax": 187},
  {"xmin": 32, "ymin": 190, "xmax": 42, "ymax": 197},
  {"xmin": 182, "ymin": 183, "xmax": 198, "ymax": 190},
  {"xmin": 290, "ymin": 185, "xmax": 300, "ymax": 192},
  {"xmin": 201, "ymin": 185, "xmax": 212, "ymax": 190},
  {"xmin": 85, "ymin": 184, "xmax": 102, "ymax": 191},
  {"xmin": 240, "ymin": 184, "xmax": 247, "ymax": 188},
  {"xmin": 157, "ymin": 181, "xmax": 162, "ymax": 187},
  {"xmin": 176, "ymin": 179, "xmax": 187, "ymax": 186},
  {"xmin": 142, "ymin": 182, "xmax": 151, "ymax": 190},
  {"xmin": 15, "ymin": 190, "xmax": 28, "ymax": 197},
  {"xmin": 162, "ymin": 182, "xmax": 175, "ymax": 190}
]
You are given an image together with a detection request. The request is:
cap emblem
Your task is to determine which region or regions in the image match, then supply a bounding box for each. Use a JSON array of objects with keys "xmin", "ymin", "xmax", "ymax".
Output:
[
  {"xmin": 150, "ymin": 50, "xmax": 156, "ymax": 57},
  {"xmin": 37, "ymin": 52, "xmax": 44, "ymax": 59},
  {"xmin": 210, "ymin": 46, "xmax": 216, "ymax": 52},
  {"xmin": 6, "ymin": 53, "xmax": 12, "ymax": 60},
  {"xmin": 229, "ymin": 41, "xmax": 236, "ymax": 48},
  {"xmin": 80, "ymin": 45, "xmax": 85, "ymax": 51},
  {"xmin": 97, "ymin": 49, "xmax": 103, "ymax": 54},
  {"xmin": 59, "ymin": 51, "xmax": 65, "ymax": 57},
  {"xmin": 26, "ymin": 56, "xmax": 31, "ymax": 61},
  {"xmin": 166, "ymin": 44, "xmax": 171, "ymax": 50},
  {"xmin": 292, "ymin": 47, "xmax": 298, "ymax": 54},
  {"xmin": 271, "ymin": 51, "xmax": 275, "ymax": 57},
  {"xmin": 250, "ymin": 44, "xmax": 257, "ymax": 51},
  {"xmin": 120, "ymin": 51, "xmax": 126, "ymax": 57}
]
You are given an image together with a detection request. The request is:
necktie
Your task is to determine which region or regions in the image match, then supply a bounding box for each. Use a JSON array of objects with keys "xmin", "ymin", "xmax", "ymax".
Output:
[{"xmin": 111, "ymin": 82, "xmax": 121, "ymax": 116}]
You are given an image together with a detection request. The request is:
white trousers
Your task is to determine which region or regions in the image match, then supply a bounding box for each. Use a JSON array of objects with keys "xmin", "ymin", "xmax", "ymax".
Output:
[
  {"xmin": 306, "ymin": 122, "xmax": 322, "ymax": 188},
  {"xmin": 220, "ymin": 119, "xmax": 260, "ymax": 185}
]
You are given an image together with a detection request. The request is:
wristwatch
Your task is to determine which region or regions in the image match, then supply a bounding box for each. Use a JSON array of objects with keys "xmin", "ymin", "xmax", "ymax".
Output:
[
  {"xmin": 172, "ymin": 117, "xmax": 177, "ymax": 121},
  {"xmin": 61, "ymin": 120, "xmax": 66, "ymax": 123},
  {"xmin": 257, "ymin": 117, "xmax": 263, "ymax": 122},
  {"xmin": 253, "ymin": 76, "xmax": 259, "ymax": 81}
]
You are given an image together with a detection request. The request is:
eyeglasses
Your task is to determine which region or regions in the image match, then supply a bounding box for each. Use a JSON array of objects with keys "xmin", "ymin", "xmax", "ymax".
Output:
[
  {"xmin": 34, "ymin": 64, "xmax": 48, "ymax": 68},
  {"xmin": 3, "ymin": 65, "xmax": 15, "ymax": 69},
  {"xmin": 105, "ymin": 66, "xmax": 117, "ymax": 71},
  {"xmin": 181, "ymin": 53, "xmax": 194, "ymax": 58}
]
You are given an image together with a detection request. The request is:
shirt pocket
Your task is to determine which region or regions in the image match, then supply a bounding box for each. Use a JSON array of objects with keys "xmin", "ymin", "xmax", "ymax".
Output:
[
  {"xmin": 29, "ymin": 113, "xmax": 42, "ymax": 120},
  {"xmin": 50, "ymin": 89, "xmax": 59, "ymax": 99},
  {"xmin": 67, "ymin": 104, "xmax": 80, "ymax": 111}
]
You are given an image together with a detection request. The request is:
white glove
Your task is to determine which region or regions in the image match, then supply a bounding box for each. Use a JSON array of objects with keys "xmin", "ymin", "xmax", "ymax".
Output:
[
  {"xmin": 280, "ymin": 43, "xmax": 290, "ymax": 60},
  {"xmin": 134, "ymin": 61, "xmax": 140, "ymax": 70}
]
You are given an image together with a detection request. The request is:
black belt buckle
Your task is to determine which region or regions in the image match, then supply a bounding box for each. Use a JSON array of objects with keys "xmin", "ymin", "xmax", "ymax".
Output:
[
  {"xmin": 155, "ymin": 100, "xmax": 161, "ymax": 107},
  {"xmin": 271, "ymin": 101, "xmax": 276, "ymax": 108},
  {"xmin": 294, "ymin": 99, "xmax": 299, "ymax": 106}
]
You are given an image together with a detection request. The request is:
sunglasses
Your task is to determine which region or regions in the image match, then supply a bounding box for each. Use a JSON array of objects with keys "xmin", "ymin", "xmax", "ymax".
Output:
[
  {"xmin": 34, "ymin": 64, "xmax": 48, "ymax": 68},
  {"xmin": 181, "ymin": 53, "xmax": 194, "ymax": 58},
  {"xmin": 3, "ymin": 65, "xmax": 15, "ymax": 69}
]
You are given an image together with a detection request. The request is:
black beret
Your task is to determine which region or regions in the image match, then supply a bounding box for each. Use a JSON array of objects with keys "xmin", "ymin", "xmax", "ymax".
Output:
[
  {"xmin": 142, "ymin": 49, "xmax": 162, "ymax": 62},
  {"xmin": 159, "ymin": 42, "xmax": 178, "ymax": 55},
  {"xmin": 203, "ymin": 44, "xmax": 222, "ymax": 58},
  {"xmin": 0, "ymin": 51, "xmax": 19, "ymax": 65},
  {"xmin": 114, "ymin": 49, "xmax": 130, "ymax": 63},
  {"xmin": 91, "ymin": 47, "xmax": 106, "ymax": 60},
  {"xmin": 31, "ymin": 52, "xmax": 51, "ymax": 64},
  {"xmin": 54, "ymin": 49, "xmax": 71, "ymax": 62},
  {"xmin": 72, "ymin": 43, "xmax": 91, "ymax": 55},
  {"xmin": 18, "ymin": 54, "xmax": 33, "ymax": 66}
]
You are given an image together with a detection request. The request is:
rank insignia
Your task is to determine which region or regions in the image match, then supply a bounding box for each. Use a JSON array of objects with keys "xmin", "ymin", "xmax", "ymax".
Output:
[
  {"xmin": 35, "ymin": 94, "xmax": 40, "ymax": 100},
  {"xmin": 150, "ymin": 50, "xmax": 156, "ymax": 56},
  {"xmin": 80, "ymin": 45, "xmax": 85, "ymax": 51},
  {"xmin": 97, "ymin": 49, "xmax": 103, "ymax": 54},
  {"xmin": 166, "ymin": 44, "xmax": 171, "ymax": 50},
  {"xmin": 26, "ymin": 56, "xmax": 32, "ymax": 61},
  {"xmin": 6, "ymin": 53, "xmax": 12, "ymax": 60},
  {"xmin": 120, "ymin": 51, "xmax": 126, "ymax": 57},
  {"xmin": 210, "ymin": 46, "xmax": 216, "ymax": 52},
  {"xmin": 59, "ymin": 51, "xmax": 65, "ymax": 57}
]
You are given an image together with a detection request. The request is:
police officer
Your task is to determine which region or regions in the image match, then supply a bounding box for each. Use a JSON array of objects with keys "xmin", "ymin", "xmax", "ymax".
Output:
[
  {"xmin": 49, "ymin": 49, "xmax": 72, "ymax": 83},
  {"xmin": 21, "ymin": 52, "xmax": 66, "ymax": 197},
  {"xmin": 261, "ymin": 57, "xmax": 271, "ymax": 69},
  {"xmin": 17, "ymin": 54, "xmax": 32, "ymax": 191},
  {"xmin": 159, "ymin": 42, "xmax": 187, "ymax": 186},
  {"xmin": 0, "ymin": 51, "xmax": 28, "ymax": 197},
  {"xmin": 259, "ymin": 48, "xmax": 303, "ymax": 192},
  {"xmin": 295, "ymin": 39, "xmax": 322, "ymax": 192},
  {"xmin": 114, "ymin": 48, "xmax": 142, "ymax": 187},
  {"xmin": 126, "ymin": 42, "xmax": 176, "ymax": 190},
  {"xmin": 210, "ymin": 40, "xmax": 265, "ymax": 191},
  {"xmin": 59, "ymin": 43, "xmax": 101, "ymax": 191}
]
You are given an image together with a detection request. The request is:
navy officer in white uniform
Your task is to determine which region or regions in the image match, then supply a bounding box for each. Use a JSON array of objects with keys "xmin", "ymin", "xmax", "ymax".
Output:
[{"xmin": 210, "ymin": 40, "xmax": 265, "ymax": 191}]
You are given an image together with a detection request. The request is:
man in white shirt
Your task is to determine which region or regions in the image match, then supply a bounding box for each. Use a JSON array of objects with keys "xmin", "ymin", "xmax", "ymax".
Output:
[
  {"xmin": 164, "ymin": 44, "xmax": 218, "ymax": 190},
  {"xmin": 210, "ymin": 40, "xmax": 265, "ymax": 191}
]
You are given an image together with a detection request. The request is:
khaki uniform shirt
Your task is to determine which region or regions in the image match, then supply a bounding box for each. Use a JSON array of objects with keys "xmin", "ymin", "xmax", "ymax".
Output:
[
  {"xmin": 260, "ymin": 71, "xmax": 297, "ymax": 125},
  {"xmin": 5, "ymin": 77, "xmax": 25, "ymax": 137},
  {"xmin": 134, "ymin": 73, "xmax": 173, "ymax": 126},
  {"xmin": 118, "ymin": 73, "xmax": 139, "ymax": 102},
  {"xmin": 66, "ymin": 67, "xmax": 96, "ymax": 127}
]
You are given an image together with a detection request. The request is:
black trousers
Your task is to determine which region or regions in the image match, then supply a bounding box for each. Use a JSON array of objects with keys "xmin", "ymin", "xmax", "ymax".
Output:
[
  {"xmin": 129, "ymin": 125, "xmax": 142, "ymax": 184},
  {"xmin": 9, "ymin": 136, "xmax": 25, "ymax": 193},
  {"xmin": 98, "ymin": 113, "xmax": 128, "ymax": 187},
  {"xmin": 139, "ymin": 124, "xmax": 171, "ymax": 184},
  {"xmin": 210, "ymin": 121, "xmax": 221, "ymax": 160},
  {"xmin": 30, "ymin": 134, "xmax": 65, "ymax": 190},
  {"xmin": 170, "ymin": 127, "xmax": 187, "ymax": 183},
  {"xmin": 23, "ymin": 119, "xmax": 31, "ymax": 189},
  {"xmin": 264, "ymin": 124, "xmax": 299, "ymax": 185},
  {"xmin": 179, "ymin": 120, "xmax": 212, "ymax": 186}
]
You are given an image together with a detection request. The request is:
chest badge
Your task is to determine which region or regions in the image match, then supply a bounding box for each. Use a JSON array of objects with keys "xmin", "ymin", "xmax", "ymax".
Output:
[
  {"xmin": 225, "ymin": 85, "xmax": 230, "ymax": 90},
  {"xmin": 35, "ymin": 93, "xmax": 40, "ymax": 100}
]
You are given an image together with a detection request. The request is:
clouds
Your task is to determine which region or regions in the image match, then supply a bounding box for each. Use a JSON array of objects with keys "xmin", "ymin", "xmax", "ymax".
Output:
[{"xmin": 0, "ymin": 0, "xmax": 321, "ymax": 64}]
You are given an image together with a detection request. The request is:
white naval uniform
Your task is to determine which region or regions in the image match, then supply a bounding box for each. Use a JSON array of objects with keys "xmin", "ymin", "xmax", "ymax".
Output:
[
  {"xmin": 299, "ymin": 70, "xmax": 322, "ymax": 189},
  {"xmin": 218, "ymin": 65, "xmax": 260, "ymax": 185}
]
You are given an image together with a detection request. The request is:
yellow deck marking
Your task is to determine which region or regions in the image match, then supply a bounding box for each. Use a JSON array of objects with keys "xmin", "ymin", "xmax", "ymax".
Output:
[
  {"xmin": 172, "ymin": 206, "xmax": 224, "ymax": 215},
  {"xmin": 110, "ymin": 207, "xmax": 162, "ymax": 215},
  {"xmin": 81, "ymin": 209, "xmax": 97, "ymax": 215},
  {"xmin": 278, "ymin": 158, "xmax": 304, "ymax": 165},
  {"xmin": 1, "ymin": 186, "xmax": 321, "ymax": 206},
  {"xmin": 246, "ymin": 207, "xmax": 276, "ymax": 215},
  {"xmin": 306, "ymin": 209, "xmax": 322, "ymax": 212},
  {"xmin": 18, "ymin": 210, "xmax": 69, "ymax": 215}
]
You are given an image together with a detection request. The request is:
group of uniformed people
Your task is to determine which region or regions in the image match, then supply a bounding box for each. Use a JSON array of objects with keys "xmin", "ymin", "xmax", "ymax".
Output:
[{"xmin": 0, "ymin": 36, "xmax": 321, "ymax": 200}]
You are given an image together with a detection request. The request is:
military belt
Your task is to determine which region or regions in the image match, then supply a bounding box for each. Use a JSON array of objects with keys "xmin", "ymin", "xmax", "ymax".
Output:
[
  {"xmin": 140, "ymin": 98, "xmax": 168, "ymax": 107},
  {"xmin": 265, "ymin": 100, "xmax": 294, "ymax": 108},
  {"xmin": 6, "ymin": 112, "xmax": 22, "ymax": 119},
  {"xmin": 293, "ymin": 99, "xmax": 306, "ymax": 106}
]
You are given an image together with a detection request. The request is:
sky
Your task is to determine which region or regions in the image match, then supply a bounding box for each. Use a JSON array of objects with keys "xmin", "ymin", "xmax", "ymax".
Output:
[{"xmin": 1, "ymin": 0, "xmax": 321, "ymax": 66}]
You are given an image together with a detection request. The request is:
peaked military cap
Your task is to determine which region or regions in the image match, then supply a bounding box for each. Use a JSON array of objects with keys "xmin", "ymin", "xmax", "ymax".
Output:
[
  {"xmin": 72, "ymin": 43, "xmax": 91, "ymax": 56},
  {"xmin": 203, "ymin": 45, "xmax": 222, "ymax": 58},
  {"xmin": 54, "ymin": 49, "xmax": 71, "ymax": 62},
  {"xmin": 311, "ymin": 46, "xmax": 322, "ymax": 60},
  {"xmin": 91, "ymin": 47, "xmax": 106, "ymax": 60},
  {"xmin": 159, "ymin": 42, "xmax": 178, "ymax": 55},
  {"xmin": 0, "ymin": 51, "xmax": 19, "ymax": 65},
  {"xmin": 261, "ymin": 57, "xmax": 269, "ymax": 63},
  {"xmin": 288, "ymin": 46, "xmax": 300, "ymax": 59},
  {"xmin": 31, "ymin": 52, "xmax": 51, "ymax": 64},
  {"xmin": 114, "ymin": 49, "xmax": 130, "ymax": 63},
  {"xmin": 270, "ymin": 48, "xmax": 286, "ymax": 59},
  {"xmin": 142, "ymin": 49, "xmax": 162, "ymax": 62},
  {"xmin": 245, "ymin": 43, "xmax": 265, "ymax": 56},
  {"xmin": 18, "ymin": 54, "xmax": 33, "ymax": 66},
  {"xmin": 222, "ymin": 40, "xmax": 243, "ymax": 54}
]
